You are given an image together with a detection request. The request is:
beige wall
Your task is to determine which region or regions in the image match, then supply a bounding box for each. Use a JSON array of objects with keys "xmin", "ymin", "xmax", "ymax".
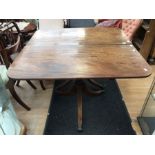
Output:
[{"xmin": 39, "ymin": 19, "xmax": 64, "ymax": 30}]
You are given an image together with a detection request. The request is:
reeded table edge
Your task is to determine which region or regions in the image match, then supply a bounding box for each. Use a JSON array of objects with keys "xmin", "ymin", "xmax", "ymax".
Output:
[{"xmin": 7, "ymin": 67, "xmax": 152, "ymax": 81}]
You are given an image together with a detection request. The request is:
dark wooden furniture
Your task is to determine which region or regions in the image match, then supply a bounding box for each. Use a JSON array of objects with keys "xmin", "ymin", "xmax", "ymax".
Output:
[
  {"xmin": 8, "ymin": 28, "xmax": 152, "ymax": 131},
  {"xmin": 0, "ymin": 21, "xmax": 45, "ymax": 90},
  {"xmin": 0, "ymin": 20, "xmax": 37, "ymax": 47},
  {"xmin": 0, "ymin": 23, "xmax": 45, "ymax": 110},
  {"xmin": 0, "ymin": 44, "xmax": 3, "ymax": 64},
  {"xmin": 140, "ymin": 20, "xmax": 155, "ymax": 61},
  {"xmin": 132, "ymin": 19, "xmax": 155, "ymax": 61},
  {"xmin": 0, "ymin": 34, "xmax": 30, "ymax": 110}
]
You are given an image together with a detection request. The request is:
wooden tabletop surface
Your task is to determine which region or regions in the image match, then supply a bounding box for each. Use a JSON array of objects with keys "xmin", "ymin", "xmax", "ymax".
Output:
[
  {"xmin": 28, "ymin": 27, "xmax": 131, "ymax": 45},
  {"xmin": 8, "ymin": 27, "xmax": 152, "ymax": 80}
]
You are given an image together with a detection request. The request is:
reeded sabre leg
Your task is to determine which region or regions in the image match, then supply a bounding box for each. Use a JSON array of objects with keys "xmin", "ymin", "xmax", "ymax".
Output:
[{"xmin": 76, "ymin": 85, "xmax": 83, "ymax": 131}]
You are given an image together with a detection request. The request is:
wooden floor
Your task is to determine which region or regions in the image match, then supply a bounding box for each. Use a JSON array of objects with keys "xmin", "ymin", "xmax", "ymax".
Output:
[
  {"xmin": 117, "ymin": 65, "xmax": 155, "ymax": 134},
  {"xmin": 10, "ymin": 80, "xmax": 54, "ymax": 135},
  {"xmin": 11, "ymin": 65, "xmax": 155, "ymax": 135}
]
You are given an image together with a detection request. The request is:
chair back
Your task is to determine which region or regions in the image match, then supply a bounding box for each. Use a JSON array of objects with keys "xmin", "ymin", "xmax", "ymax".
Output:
[
  {"xmin": 0, "ymin": 21, "xmax": 24, "ymax": 48},
  {"xmin": 96, "ymin": 19, "xmax": 122, "ymax": 28},
  {"xmin": 0, "ymin": 25, "xmax": 21, "ymax": 68},
  {"xmin": 122, "ymin": 19, "xmax": 142, "ymax": 41}
]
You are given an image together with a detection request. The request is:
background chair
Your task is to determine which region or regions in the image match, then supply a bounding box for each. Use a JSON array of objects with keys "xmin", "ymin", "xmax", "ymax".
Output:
[
  {"xmin": 1, "ymin": 21, "xmax": 45, "ymax": 90},
  {"xmin": 96, "ymin": 19, "xmax": 142, "ymax": 41},
  {"xmin": 0, "ymin": 44, "xmax": 3, "ymax": 64},
  {"xmin": 19, "ymin": 19, "xmax": 38, "ymax": 45},
  {"xmin": 0, "ymin": 22, "xmax": 38, "ymax": 89},
  {"xmin": 96, "ymin": 19, "xmax": 122, "ymax": 28},
  {"xmin": 0, "ymin": 22, "xmax": 45, "ymax": 110},
  {"xmin": 122, "ymin": 19, "xmax": 143, "ymax": 41},
  {"xmin": 0, "ymin": 35, "xmax": 31, "ymax": 110}
]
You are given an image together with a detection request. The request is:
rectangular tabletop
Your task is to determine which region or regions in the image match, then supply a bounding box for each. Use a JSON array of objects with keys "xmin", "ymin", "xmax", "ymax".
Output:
[
  {"xmin": 27, "ymin": 27, "xmax": 131, "ymax": 45},
  {"xmin": 8, "ymin": 43, "xmax": 151, "ymax": 80}
]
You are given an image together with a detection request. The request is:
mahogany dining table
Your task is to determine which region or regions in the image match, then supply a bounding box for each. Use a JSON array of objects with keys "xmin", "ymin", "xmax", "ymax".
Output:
[{"xmin": 8, "ymin": 27, "xmax": 152, "ymax": 131}]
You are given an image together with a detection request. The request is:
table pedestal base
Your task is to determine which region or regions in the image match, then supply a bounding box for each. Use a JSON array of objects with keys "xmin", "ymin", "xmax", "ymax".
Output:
[{"xmin": 56, "ymin": 79, "xmax": 104, "ymax": 131}]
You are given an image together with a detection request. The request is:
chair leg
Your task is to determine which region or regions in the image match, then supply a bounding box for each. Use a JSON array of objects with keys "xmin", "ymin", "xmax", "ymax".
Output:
[
  {"xmin": 0, "ymin": 55, "xmax": 3, "ymax": 64},
  {"xmin": 16, "ymin": 80, "xmax": 20, "ymax": 87},
  {"xmin": 87, "ymin": 79, "xmax": 104, "ymax": 89},
  {"xmin": 26, "ymin": 80, "xmax": 37, "ymax": 89},
  {"xmin": 8, "ymin": 79, "xmax": 31, "ymax": 111},
  {"xmin": 40, "ymin": 80, "xmax": 46, "ymax": 90},
  {"xmin": 17, "ymin": 80, "xmax": 37, "ymax": 89}
]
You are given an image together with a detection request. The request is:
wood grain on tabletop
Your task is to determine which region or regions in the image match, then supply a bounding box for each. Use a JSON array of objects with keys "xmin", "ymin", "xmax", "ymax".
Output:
[
  {"xmin": 8, "ymin": 43, "xmax": 151, "ymax": 80},
  {"xmin": 8, "ymin": 27, "xmax": 151, "ymax": 80},
  {"xmin": 27, "ymin": 27, "xmax": 131, "ymax": 45}
]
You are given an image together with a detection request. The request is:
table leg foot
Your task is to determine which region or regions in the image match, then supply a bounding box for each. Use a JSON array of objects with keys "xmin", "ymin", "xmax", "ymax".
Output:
[
  {"xmin": 56, "ymin": 80, "xmax": 73, "ymax": 90},
  {"xmin": 77, "ymin": 127, "xmax": 83, "ymax": 132},
  {"xmin": 56, "ymin": 80, "xmax": 75, "ymax": 95},
  {"xmin": 87, "ymin": 79, "xmax": 104, "ymax": 89},
  {"xmin": 84, "ymin": 84, "xmax": 104, "ymax": 95},
  {"xmin": 77, "ymin": 85, "xmax": 83, "ymax": 131}
]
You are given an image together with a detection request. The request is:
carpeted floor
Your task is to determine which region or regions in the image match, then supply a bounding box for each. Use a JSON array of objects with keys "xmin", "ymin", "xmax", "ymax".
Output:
[{"xmin": 44, "ymin": 79, "xmax": 136, "ymax": 135}]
